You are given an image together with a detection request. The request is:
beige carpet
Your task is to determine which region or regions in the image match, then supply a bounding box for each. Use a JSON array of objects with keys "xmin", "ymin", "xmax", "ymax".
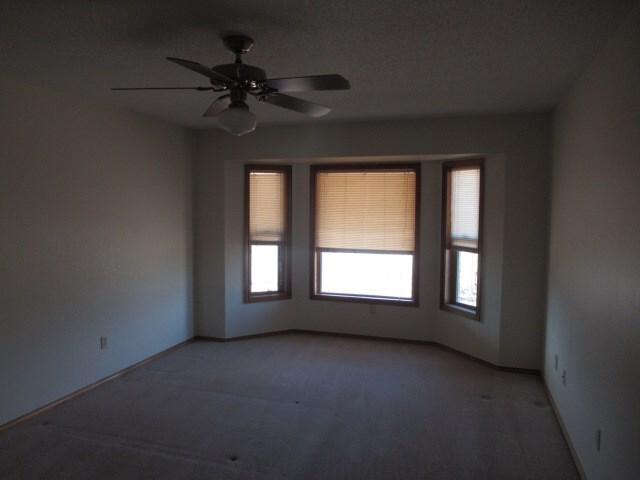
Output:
[{"xmin": 0, "ymin": 333, "xmax": 579, "ymax": 479}]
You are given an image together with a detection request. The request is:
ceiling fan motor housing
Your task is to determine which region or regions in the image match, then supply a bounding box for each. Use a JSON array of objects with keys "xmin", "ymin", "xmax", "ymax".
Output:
[{"xmin": 210, "ymin": 64, "xmax": 266, "ymax": 88}]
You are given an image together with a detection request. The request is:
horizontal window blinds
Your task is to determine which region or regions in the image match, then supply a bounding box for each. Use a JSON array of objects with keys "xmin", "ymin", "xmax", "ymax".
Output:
[
  {"xmin": 249, "ymin": 171, "xmax": 286, "ymax": 242},
  {"xmin": 315, "ymin": 170, "xmax": 416, "ymax": 252},
  {"xmin": 449, "ymin": 167, "xmax": 480, "ymax": 249}
]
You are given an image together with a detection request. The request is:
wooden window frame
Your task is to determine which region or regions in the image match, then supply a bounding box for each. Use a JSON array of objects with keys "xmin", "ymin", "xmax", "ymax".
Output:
[
  {"xmin": 244, "ymin": 164, "xmax": 292, "ymax": 303},
  {"xmin": 309, "ymin": 163, "xmax": 421, "ymax": 307},
  {"xmin": 440, "ymin": 159, "xmax": 484, "ymax": 320}
]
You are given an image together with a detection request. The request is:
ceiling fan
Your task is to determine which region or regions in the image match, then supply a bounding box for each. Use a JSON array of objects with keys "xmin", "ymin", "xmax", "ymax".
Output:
[{"xmin": 112, "ymin": 35, "xmax": 351, "ymax": 135}]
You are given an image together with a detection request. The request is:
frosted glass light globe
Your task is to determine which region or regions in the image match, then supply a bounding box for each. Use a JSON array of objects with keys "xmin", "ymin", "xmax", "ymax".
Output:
[{"xmin": 217, "ymin": 104, "xmax": 257, "ymax": 136}]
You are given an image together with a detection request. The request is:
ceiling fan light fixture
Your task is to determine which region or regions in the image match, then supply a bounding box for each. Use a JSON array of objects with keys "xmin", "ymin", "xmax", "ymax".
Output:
[
  {"xmin": 112, "ymin": 35, "xmax": 350, "ymax": 133},
  {"xmin": 217, "ymin": 102, "xmax": 257, "ymax": 136}
]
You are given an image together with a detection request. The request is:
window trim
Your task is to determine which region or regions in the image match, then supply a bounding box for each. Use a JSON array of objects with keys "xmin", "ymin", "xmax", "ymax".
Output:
[
  {"xmin": 309, "ymin": 163, "xmax": 421, "ymax": 307},
  {"xmin": 244, "ymin": 164, "xmax": 292, "ymax": 303},
  {"xmin": 440, "ymin": 158, "xmax": 484, "ymax": 320}
]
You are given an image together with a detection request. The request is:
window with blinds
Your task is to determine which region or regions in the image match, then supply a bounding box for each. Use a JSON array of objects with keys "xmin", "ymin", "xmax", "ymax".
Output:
[
  {"xmin": 245, "ymin": 165, "xmax": 291, "ymax": 302},
  {"xmin": 441, "ymin": 160, "xmax": 483, "ymax": 319},
  {"xmin": 311, "ymin": 164, "xmax": 420, "ymax": 305}
]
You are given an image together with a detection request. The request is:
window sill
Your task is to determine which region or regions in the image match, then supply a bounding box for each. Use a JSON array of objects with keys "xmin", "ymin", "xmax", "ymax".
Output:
[
  {"xmin": 311, "ymin": 293, "xmax": 418, "ymax": 307},
  {"xmin": 245, "ymin": 292, "xmax": 291, "ymax": 303},
  {"xmin": 440, "ymin": 303, "xmax": 479, "ymax": 321}
]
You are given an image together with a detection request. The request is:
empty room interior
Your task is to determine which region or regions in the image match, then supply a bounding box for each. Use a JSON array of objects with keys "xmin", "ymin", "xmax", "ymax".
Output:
[{"xmin": 1, "ymin": 1, "xmax": 638, "ymax": 479}]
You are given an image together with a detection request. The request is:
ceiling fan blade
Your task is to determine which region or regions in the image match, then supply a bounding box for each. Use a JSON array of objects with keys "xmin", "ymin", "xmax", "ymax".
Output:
[
  {"xmin": 263, "ymin": 93, "xmax": 331, "ymax": 117},
  {"xmin": 203, "ymin": 95, "xmax": 231, "ymax": 117},
  {"xmin": 111, "ymin": 87, "xmax": 213, "ymax": 91},
  {"xmin": 263, "ymin": 74, "xmax": 350, "ymax": 92},
  {"xmin": 167, "ymin": 57, "xmax": 238, "ymax": 86}
]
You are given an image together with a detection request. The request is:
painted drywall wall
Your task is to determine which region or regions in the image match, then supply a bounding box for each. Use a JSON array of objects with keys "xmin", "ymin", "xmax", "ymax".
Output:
[
  {"xmin": 0, "ymin": 77, "xmax": 194, "ymax": 424},
  {"xmin": 545, "ymin": 6, "xmax": 640, "ymax": 480},
  {"xmin": 194, "ymin": 113, "xmax": 550, "ymax": 369},
  {"xmin": 193, "ymin": 139, "xmax": 226, "ymax": 338}
]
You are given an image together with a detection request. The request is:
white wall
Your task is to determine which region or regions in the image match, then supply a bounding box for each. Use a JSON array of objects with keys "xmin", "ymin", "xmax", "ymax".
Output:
[
  {"xmin": 193, "ymin": 138, "xmax": 226, "ymax": 338},
  {"xmin": 194, "ymin": 113, "xmax": 550, "ymax": 369},
  {"xmin": 545, "ymin": 6, "xmax": 640, "ymax": 480},
  {"xmin": 0, "ymin": 78, "xmax": 194, "ymax": 424}
]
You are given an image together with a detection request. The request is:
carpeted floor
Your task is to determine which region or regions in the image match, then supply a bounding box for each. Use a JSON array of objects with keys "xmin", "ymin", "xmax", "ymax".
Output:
[{"xmin": 0, "ymin": 333, "xmax": 579, "ymax": 479}]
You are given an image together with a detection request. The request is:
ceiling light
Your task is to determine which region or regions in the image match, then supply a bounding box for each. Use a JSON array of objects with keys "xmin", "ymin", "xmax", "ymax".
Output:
[{"xmin": 217, "ymin": 102, "xmax": 257, "ymax": 136}]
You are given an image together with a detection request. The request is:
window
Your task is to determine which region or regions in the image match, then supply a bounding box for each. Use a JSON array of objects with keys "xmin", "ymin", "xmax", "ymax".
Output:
[
  {"xmin": 245, "ymin": 165, "xmax": 291, "ymax": 302},
  {"xmin": 441, "ymin": 159, "xmax": 483, "ymax": 319},
  {"xmin": 310, "ymin": 164, "xmax": 420, "ymax": 306}
]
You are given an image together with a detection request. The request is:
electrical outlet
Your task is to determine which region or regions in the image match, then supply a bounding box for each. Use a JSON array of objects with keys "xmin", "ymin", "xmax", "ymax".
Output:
[
  {"xmin": 554, "ymin": 354, "xmax": 558, "ymax": 370},
  {"xmin": 562, "ymin": 369, "xmax": 566, "ymax": 386},
  {"xmin": 596, "ymin": 429, "xmax": 601, "ymax": 451},
  {"xmin": 100, "ymin": 336, "xmax": 107, "ymax": 350}
]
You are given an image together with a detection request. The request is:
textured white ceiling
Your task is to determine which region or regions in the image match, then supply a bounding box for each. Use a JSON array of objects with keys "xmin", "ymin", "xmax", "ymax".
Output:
[{"xmin": 0, "ymin": 0, "xmax": 636, "ymax": 129}]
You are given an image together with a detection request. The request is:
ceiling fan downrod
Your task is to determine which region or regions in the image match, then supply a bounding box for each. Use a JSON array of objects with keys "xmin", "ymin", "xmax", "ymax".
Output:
[{"xmin": 223, "ymin": 35, "xmax": 254, "ymax": 63}]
